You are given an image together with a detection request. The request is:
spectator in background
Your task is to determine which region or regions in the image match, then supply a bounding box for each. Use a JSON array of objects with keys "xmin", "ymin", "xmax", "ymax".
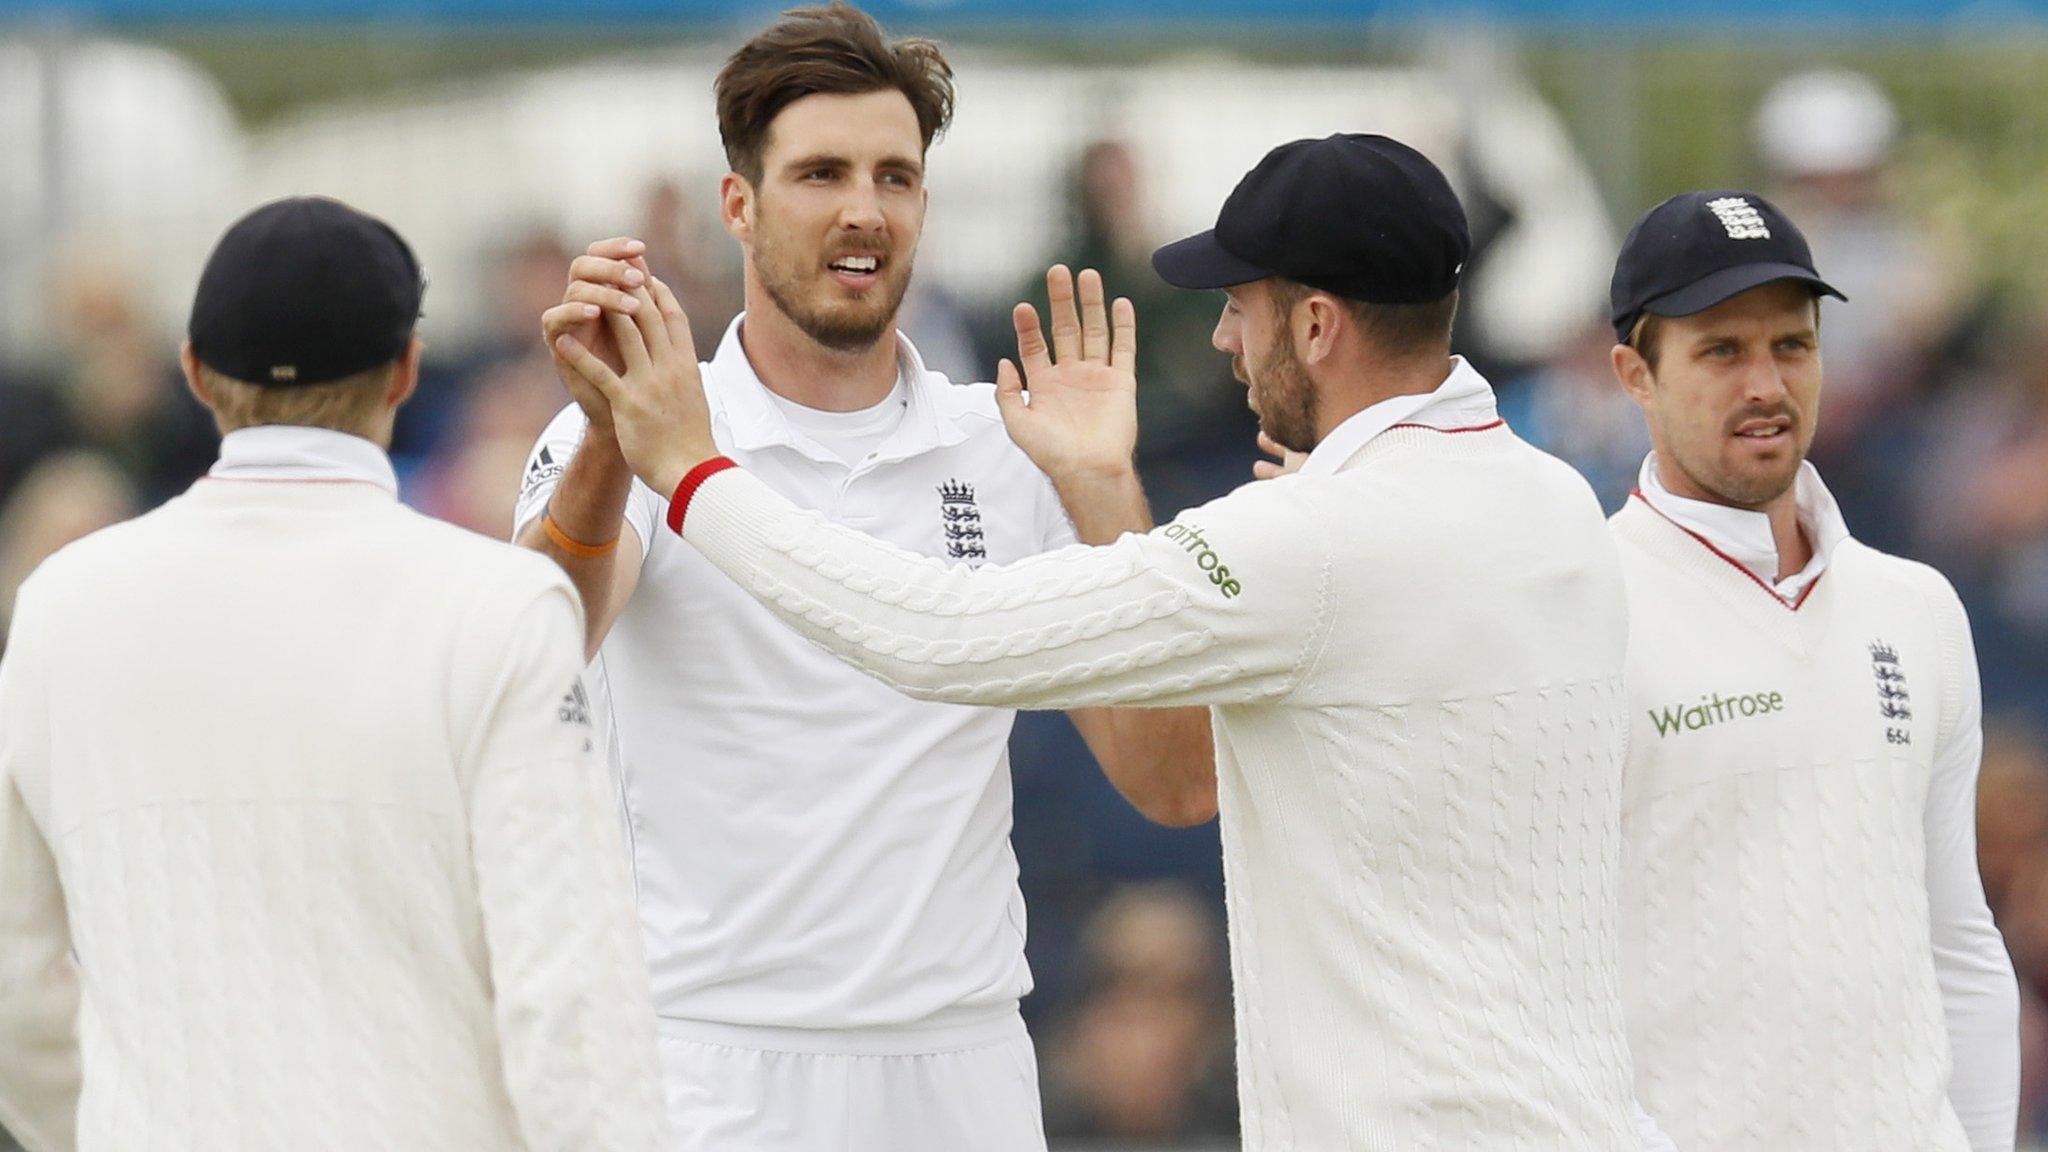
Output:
[
  {"xmin": 1976, "ymin": 725, "xmax": 2048, "ymax": 1141},
  {"xmin": 1495, "ymin": 319, "xmax": 1651, "ymax": 512},
  {"xmin": 0, "ymin": 452, "xmax": 136, "ymax": 650},
  {"xmin": 638, "ymin": 176, "xmax": 745, "ymax": 342},
  {"xmin": 0, "ymin": 249, "xmax": 214, "ymax": 512},
  {"xmin": 1040, "ymin": 884, "xmax": 1238, "ymax": 1143},
  {"xmin": 1755, "ymin": 69, "xmax": 1964, "ymax": 551},
  {"xmin": 410, "ymin": 230, "xmax": 587, "ymax": 533},
  {"xmin": 1908, "ymin": 309, "xmax": 2048, "ymax": 725},
  {"xmin": 1008, "ymin": 139, "xmax": 1254, "ymax": 521}
]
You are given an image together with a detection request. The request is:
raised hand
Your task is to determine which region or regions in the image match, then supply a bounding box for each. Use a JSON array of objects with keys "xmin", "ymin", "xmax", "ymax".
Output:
[
  {"xmin": 994, "ymin": 266, "xmax": 1140, "ymax": 485},
  {"xmin": 1252, "ymin": 431, "xmax": 1307, "ymax": 480},
  {"xmin": 539, "ymin": 236, "xmax": 652, "ymax": 437},
  {"xmin": 552, "ymin": 273, "xmax": 717, "ymax": 497}
]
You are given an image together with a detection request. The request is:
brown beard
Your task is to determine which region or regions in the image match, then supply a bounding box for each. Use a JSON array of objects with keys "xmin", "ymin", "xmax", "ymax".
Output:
[
  {"xmin": 751, "ymin": 205, "xmax": 913, "ymax": 353},
  {"xmin": 1239, "ymin": 342, "xmax": 1318, "ymax": 454},
  {"xmin": 758, "ymin": 260, "xmax": 911, "ymax": 352}
]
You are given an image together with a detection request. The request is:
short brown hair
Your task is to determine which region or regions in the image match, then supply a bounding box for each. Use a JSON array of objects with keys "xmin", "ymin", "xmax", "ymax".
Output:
[
  {"xmin": 201, "ymin": 363, "xmax": 394, "ymax": 436},
  {"xmin": 1270, "ymin": 281, "xmax": 1460, "ymax": 358},
  {"xmin": 715, "ymin": 2, "xmax": 955, "ymax": 186},
  {"xmin": 1628, "ymin": 313, "xmax": 1665, "ymax": 369}
]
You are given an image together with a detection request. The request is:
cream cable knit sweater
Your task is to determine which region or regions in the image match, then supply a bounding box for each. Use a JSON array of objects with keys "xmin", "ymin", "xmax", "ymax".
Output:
[
  {"xmin": 0, "ymin": 446, "xmax": 663, "ymax": 1152},
  {"xmin": 1611, "ymin": 495, "xmax": 2019, "ymax": 1152},
  {"xmin": 680, "ymin": 421, "xmax": 1644, "ymax": 1151}
]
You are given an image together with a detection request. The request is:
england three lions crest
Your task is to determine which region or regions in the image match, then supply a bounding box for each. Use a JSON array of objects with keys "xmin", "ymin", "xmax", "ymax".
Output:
[
  {"xmin": 1869, "ymin": 639, "xmax": 1912, "ymax": 746},
  {"xmin": 938, "ymin": 479, "xmax": 987, "ymax": 565}
]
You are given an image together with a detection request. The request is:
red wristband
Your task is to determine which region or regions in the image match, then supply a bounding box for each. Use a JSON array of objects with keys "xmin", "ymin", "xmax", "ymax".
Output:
[{"xmin": 667, "ymin": 456, "xmax": 739, "ymax": 535}]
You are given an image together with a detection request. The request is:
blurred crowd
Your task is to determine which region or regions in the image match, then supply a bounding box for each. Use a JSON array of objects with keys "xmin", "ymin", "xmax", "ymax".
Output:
[{"xmin": 2, "ymin": 68, "xmax": 2046, "ymax": 1147}]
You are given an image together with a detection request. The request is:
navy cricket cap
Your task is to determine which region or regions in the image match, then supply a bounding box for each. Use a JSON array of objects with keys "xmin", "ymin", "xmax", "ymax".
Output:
[
  {"xmin": 188, "ymin": 196, "xmax": 425, "ymax": 387},
  {"xmin": 1152, "ymin": 133, "xmax": 1469, "ymax": 304},
  {"xmin": 1610, "ymin": 190, "xmax": 1845, "ymax": 343}
]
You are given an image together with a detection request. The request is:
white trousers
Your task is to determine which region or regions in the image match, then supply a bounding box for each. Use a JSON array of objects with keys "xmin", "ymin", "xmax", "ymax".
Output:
[{"xmin": 656, "ymin": 1015, "xmax": 1047, "ymax": 1152}]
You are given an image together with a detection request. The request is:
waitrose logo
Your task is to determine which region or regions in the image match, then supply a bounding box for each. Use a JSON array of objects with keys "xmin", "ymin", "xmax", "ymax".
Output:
[{"xmin": 1650, "ymin": 690, "xmax": 1786, "ymax": 737}]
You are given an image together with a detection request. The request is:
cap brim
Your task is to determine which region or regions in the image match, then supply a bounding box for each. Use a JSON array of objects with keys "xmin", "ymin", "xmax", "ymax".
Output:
[
  {"xmin": 1152, "ymin": 229, "xmax": 1273, "ymax": 290},
  {"xmin": 1642, "ymin": 262, "xmax": 1848, "ymax": 322}
]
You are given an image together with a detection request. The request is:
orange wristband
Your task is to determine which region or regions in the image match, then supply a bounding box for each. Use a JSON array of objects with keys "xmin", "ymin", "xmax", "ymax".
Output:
[{"xmin": 541, "ymin": 512, "xmax": 620, "ymax": 558}]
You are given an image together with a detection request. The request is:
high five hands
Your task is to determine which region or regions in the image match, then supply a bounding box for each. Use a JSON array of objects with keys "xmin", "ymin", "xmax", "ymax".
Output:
[
  {"xmin": 995, "ymin": 265, "xmax": 1141, "ymax": 487},
  {"xmin": 549, "ymin": 257, "xmax": 717, "ymax": 497},
  {"xmin": 543, "ymin": 247, "xmax": 1144, "ymax": 501},
  {"xmin": 540, "ymin": 236, "xmax": 657, "ymax": 442}
]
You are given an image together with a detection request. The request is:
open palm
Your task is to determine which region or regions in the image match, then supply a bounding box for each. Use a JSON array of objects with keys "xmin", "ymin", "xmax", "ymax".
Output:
[{"xmin": 995, "ymin": 266, "xmax": 1140, "ymax": 482}]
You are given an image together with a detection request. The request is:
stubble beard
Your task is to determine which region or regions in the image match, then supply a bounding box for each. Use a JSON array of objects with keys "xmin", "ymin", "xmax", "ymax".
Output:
[
  {"xmin": 754, "ymin": 223, "xmax": 913, "ymax": 355},
  {"xmin": 1237, "ymin": 343, "xmax": 1319, "ymax": 455},
  {"xmin": 1667, "ymin": 427, "xmax": 1805, "ymax": 509}
]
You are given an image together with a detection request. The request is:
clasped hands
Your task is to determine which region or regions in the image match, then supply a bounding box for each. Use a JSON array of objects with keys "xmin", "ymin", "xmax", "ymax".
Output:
[{"xmin": 540, "ymin": 236, "xmax": 1144, "ymax": 501}]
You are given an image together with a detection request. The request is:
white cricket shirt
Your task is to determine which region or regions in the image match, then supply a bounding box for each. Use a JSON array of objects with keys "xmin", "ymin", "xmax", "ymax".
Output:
[{"xmin": 516, "ymin": 318, "xmax": 1076, "ymax": 1045}]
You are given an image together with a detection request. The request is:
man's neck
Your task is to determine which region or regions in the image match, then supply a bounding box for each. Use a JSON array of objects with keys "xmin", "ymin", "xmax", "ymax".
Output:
[
  {"xmin": 1768, "ymin": 501, "xmax": 1814, "ymax": 580},
  {"xmin": 738, "ymin": 290, "xmax": 901, "ymax": 413},
  {"xmin": 1654, "ymin": 456, "xmax": 1813, "ymax": 580},
  {"xmin": 1315, "ymin": 353, "xmax": 1457, "ymax": 441}
]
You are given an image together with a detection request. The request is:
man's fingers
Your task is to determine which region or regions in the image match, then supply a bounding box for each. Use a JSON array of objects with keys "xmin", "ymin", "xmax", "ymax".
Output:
[
  {"xmin": 1045, "ymin": 264, "xmax": 1081, "ymax": 365},
  {"xmin": 627, "ymin": 284, "xmax": 672, "ymax": 359},
  {"xmin": 607, "ymin": 308, "xmax": 651, "ymax": 375},
  {"xmin": 1012, "ymin": 302, "xmax": 1052, "ymax": 380},
  {"xmin": 1253, "ymin": 430, "xmax": 1306, "ymax": 476},
  {"xmin": 568, "ymin": 254, "xmax": 646, "ymax": 292},
  {"xmin": 554, "ymin": 333, "xmax": 622, "ymax": 399},
  {"xmin": 541, "ymin": 301, "xmax": 601, "ymax": 343},
  {"xmin": 1077, "ymin": 268, "xmax": 1110, "ymax": 363},
  {"xmin": 1110, "ymin": 296, "xmax": 1137, "ymax": 372},
  {"xmin": 564, "ymin": 280, "xmax": 641, "ymax": 316},
  {"xmin": 584, "ymin": 236, "xmax": 647, "ymax": 261},
  {"xmin": 996, "ymin": 357, "xmax": 1026, "ymax": 403},
  {"xmin": 646, "ymin": 276, "xmax": 700, "ymax": 363}
]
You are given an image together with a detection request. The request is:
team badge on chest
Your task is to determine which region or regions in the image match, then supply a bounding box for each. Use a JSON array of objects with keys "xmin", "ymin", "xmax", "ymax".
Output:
[
  {"xmin": 1868, "ymin": 639, "xmax": 1912, "ymax": 746},
  {"xmin": 938, "ymin": 479, "xmax": 987, "ymax": 565}
]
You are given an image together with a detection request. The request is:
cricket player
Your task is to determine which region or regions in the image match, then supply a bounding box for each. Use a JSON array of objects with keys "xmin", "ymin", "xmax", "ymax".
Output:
[
  {"xmin": 1603, "ymin": 190, "xmax": 2020, "ymax": 1150},
  {"xmin": 0, "ymin": 197, "xmax": 663, "ymax": 1152},
  {"xmin": 516, "ymin": 4, "xmax": 1210, "ymax": 1147},
  {"xmin": 559, "ymin": 132, "xmax": 1676, "ymax": 1151}
]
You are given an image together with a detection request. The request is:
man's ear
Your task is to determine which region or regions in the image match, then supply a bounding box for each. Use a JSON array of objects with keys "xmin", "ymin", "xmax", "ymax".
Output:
[
  {"xmin": 1611, "ymin": 342, "xmax": 1657, "ymax": 410},
  {"xmin": 180, "ymin": 342, "xmax": 212, "ymax": 410},
  {"xmin": 721, "ymin": 173, "xmax": 753, "ymax": 242},
  {"xmin": 387, "ymin": 337, "xmax": 424, "ymax": 409},
  {"xmin": 1297, "ymin": 293, "xmax": 1344, "ymax": 365}
]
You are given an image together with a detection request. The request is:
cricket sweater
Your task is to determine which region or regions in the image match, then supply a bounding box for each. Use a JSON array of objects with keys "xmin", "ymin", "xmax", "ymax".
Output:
[
  {"xmin": 1611, "ymin": 473, "xmax": 2020, "ymax": 1152},
  {"xmin": 0, "ymin": 427, "xmax": 664, "ymax": 1152},
  {"xmin": 676, "ymin": 363, "xmax": 1649, "ymax": 1151}
]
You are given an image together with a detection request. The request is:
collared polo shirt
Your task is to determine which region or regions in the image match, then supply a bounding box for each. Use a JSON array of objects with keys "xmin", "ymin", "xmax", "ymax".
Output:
[{"xmin": 516, "ymin": 317, "xmax": 1076, "ymax": 1040}]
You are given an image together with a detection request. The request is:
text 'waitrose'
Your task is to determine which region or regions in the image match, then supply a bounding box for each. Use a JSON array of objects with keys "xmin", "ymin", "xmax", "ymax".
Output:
[{"xmin": 1650, "ymin": 690, "xmax": 1786, "ymax": 737}]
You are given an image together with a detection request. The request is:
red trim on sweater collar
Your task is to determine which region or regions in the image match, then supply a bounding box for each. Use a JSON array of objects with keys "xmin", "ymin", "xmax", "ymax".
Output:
[
  {"xmin": 1630, "ymin": 489, "xmax": 1822, "ymax": 611},
  {"xmin": 1387, "ymin": 418, "xmax": 1506, "ymax": 435}
]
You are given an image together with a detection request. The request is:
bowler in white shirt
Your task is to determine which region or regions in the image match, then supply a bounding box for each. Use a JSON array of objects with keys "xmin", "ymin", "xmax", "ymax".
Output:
[{"xmin": 515, "ymin": 6, "xmax": 1211, "ymax": 1150}]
